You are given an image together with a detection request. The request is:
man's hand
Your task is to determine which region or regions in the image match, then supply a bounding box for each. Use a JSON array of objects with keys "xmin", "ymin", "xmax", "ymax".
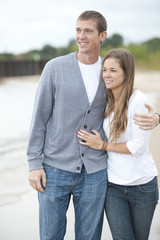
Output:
[
  {"xmin": 29, "ymin": 169, "xmax": 46, "ymax": 193},
  {"xmin": 134, "ymin": 104, "xmax": 159, "ymax": 130}
]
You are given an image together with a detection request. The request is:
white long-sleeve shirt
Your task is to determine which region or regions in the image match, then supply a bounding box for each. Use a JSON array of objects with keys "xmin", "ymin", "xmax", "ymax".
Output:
[{"xmin": 103, "ymin": 90, "xmax": 158, "ymax": 185}]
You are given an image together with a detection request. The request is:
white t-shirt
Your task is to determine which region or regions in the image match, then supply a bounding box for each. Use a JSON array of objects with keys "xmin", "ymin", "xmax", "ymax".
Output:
[
  {"xmin": 78, "ymin": 57, "xmax": 101, "ymax": 105},
  {"xmin": 103, "ymin": 90, "xmax": 158, "ymax": 186}
]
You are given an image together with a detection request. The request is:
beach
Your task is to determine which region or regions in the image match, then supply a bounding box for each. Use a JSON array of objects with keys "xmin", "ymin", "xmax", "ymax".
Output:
[{"xmin": 0, "ymin": 71, "xmax": 160, "ymax": 239}]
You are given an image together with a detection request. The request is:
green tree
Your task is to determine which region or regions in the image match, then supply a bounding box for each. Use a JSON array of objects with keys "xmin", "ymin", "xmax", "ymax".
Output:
[
  {"xmin": 143, "ymin": 38, "xmax": 160, "ymax": 52},
  {"xmin": 102, "ymin": 33, "xmax": 124, "ymax": 48},
  {"xmin": 110, "ymin": 34, "xmax": 123, "ymax": 47},
  {"xmin": 0, "ymin": 53, "xmax": 15, "ymax": 61},
  {"xmin": 40, "ymin": 45, "xmax": 57, "ymax": 59}
]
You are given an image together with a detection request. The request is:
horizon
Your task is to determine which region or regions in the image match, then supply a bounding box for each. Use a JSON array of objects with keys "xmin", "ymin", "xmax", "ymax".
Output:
[{"xmin": 1, "ymin": 34, "xmax": 160, "ymax": 56}]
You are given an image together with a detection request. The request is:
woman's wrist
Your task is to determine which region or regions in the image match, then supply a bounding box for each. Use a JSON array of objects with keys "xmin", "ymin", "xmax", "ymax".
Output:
[{"xmin": 102, "ymin": 141, "xmax": 108, "ymax": 151}]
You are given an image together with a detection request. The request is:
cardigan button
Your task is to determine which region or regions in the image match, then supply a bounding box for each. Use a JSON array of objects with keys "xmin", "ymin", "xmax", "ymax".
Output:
[
  {"xmin": 84, "ymin": 125, "xmax": 87, "ymax": 129},
  {"xmin": 87, "ymin": 110, "xmax": 90, "ymax": 113}
]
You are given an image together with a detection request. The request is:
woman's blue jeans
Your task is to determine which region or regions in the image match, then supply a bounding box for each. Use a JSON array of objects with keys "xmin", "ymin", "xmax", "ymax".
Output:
[
  {"xmin": 38, "ymin": 164, "xmax": 107, "ymax": 240},
  {"xmin": 105, "ymin": 177, "xmax": 159, "ymax": 240}
]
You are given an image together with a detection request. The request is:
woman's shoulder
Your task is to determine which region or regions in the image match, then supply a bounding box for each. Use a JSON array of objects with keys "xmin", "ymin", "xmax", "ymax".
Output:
[
  {"xmin": 130, "ymin": 89, "xmax": 149, "ymax": 104},
  {"xmin": 128, "ymin": 89, "xmax": 150, "ymax": 113}
]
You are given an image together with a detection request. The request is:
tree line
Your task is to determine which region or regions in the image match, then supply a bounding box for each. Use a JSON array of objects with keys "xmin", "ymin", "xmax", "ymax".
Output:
[{"xmin": 0, "ymin": 34, "xmax": 160, "ymax": 70}]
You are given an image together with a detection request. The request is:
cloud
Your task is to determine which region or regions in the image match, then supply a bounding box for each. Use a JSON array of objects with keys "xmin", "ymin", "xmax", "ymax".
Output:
[{"xmin": 0, "ymin": 0, "xmax": 160, "ymax": 53}]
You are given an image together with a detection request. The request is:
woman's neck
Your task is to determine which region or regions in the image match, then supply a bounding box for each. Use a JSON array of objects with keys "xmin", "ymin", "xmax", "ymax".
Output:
[
  {"xmin": 112, "ymin": 88, "xmax": 123, "ymax": 111},
  {"xmin": 112, "ymin": 88, "xmax": 135, "ymax": 110}
]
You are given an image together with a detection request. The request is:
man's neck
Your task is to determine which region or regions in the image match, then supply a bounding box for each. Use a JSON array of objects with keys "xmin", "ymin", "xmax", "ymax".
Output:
[{"xmin": 76, "ymin": 52, "xmax": 99, "ymax": 65}]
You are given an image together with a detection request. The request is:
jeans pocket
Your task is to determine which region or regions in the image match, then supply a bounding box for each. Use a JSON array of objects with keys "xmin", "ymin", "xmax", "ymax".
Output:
[
  {"xmin": 43, "ymin": 163, "xmax": 54, "ymax": 170},
  {"xmin": 139, "ymin": 177, "xmax": 158, "ymax": 193},
  {"xmin": 107, "ymin": 182, "xmax": 112, "ymax": 186}
]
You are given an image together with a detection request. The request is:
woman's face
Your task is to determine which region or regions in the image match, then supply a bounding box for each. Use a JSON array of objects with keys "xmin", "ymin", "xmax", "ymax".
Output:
[{"xmin": 103, "ymin": 58, "xmax": 125, "ymax": 94}]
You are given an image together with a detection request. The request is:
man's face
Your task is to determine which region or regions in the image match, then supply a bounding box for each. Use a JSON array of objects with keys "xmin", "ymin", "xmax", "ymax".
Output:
[{"xmin": 76, "ymin": 19, "xmax": 105, "ymax": 55}]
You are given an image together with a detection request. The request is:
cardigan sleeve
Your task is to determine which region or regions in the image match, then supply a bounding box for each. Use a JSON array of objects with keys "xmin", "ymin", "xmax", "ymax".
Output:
[
  {"xmin": 27, "ymin": 61, "xmax": 55, "ymax": 170},
  {"xmin": 126, "ymin": 92, "xmax": 151, "ymax": 157}
]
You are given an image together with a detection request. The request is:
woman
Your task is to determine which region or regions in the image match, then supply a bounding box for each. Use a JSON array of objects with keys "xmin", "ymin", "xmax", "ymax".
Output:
[{"xmin": 77, "ymin": 48, "xmax": 159, "ymax": 240}]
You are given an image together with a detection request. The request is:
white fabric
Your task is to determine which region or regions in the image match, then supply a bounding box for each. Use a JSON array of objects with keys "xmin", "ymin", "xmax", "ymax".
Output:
[
  {"xmin": 103, "ymin": 90, "xmax": 158, "ymax": 186},
  {"xmin": 78, "ymin": 57, "xmax": 101, "ymax": 105}
]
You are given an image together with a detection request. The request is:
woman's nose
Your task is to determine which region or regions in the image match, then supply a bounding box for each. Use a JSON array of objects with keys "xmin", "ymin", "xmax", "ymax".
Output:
[{"xmin": 104, "ymin": 71, "xmax": 110, "ymax": 77}]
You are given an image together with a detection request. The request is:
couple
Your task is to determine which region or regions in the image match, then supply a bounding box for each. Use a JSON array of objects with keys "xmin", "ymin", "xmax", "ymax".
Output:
[{"xmin": 27, "ymin": 10, "xmax": 159, "ymax": 240}]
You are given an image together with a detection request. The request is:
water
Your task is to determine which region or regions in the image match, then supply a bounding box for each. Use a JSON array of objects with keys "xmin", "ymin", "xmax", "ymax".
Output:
[
  {"xmin": 0, "ymin": 76, "xmax": 159, "ymax": 205},
  {"xmin": 0, "ymin": 76, "xmax": 38, "ymax": 205},
  {"xmin": 0, "ymin": 75, "xmax": 160, "ymax": 239}
]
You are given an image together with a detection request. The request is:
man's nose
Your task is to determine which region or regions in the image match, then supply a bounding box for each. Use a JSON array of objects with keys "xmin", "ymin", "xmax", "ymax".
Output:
[{"xmin": 79, "ymin": 31, "xmax": 86, "ymax": 38}]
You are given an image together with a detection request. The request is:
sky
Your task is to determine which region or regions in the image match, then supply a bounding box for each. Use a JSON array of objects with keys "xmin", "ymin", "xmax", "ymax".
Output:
[{"xmin": 1, "ymin": 0, "xmax": 160, "ymax": 54}]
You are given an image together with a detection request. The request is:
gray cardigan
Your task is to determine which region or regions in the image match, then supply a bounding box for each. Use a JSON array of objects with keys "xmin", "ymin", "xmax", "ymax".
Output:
[{"xmin": 27, "ymin": 52, "xmax": 108, "ymax": 174}]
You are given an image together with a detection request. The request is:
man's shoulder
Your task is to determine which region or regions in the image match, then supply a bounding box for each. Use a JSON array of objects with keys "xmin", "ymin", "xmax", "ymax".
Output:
[{"xmin": 46, "ymin": 52, "xmax": 77, "ymax": 67}]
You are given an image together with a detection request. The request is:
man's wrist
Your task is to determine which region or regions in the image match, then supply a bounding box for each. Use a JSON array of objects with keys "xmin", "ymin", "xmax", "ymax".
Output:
[{"xmin": 155, "ymin": 112, "xmax": 160, "ymax": 124}]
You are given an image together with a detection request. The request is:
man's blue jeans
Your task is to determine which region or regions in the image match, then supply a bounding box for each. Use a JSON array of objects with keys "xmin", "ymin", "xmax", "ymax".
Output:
[
  {"xmin": 38, "ymin": 164, "xmax": 107, "ymax": 240},
  {"xmin": 105, "ymin": 177, "xmax": 159, "ymax": 240}
]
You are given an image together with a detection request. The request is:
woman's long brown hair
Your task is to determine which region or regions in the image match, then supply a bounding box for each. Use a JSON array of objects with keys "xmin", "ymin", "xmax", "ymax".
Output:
[{"xmin": 103, "ymin": 48, "xmax": 135, "ymax": 142}]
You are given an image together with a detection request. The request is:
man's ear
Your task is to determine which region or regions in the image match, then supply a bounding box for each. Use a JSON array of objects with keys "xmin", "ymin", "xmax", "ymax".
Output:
[{"xmin": 100, "ymin": 31, "xmax": 107, "ymax": 42}]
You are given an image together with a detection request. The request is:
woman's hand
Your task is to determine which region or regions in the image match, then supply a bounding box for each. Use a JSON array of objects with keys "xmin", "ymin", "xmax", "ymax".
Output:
[{"xmin": 77, "ymin": 129, "xmax": 104, "ymax": 150}]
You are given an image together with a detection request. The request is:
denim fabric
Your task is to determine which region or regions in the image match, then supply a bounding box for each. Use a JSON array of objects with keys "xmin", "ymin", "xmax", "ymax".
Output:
[
  {"xmin": 105, "ymin": 177, "xmax": 159, "ymax": 240},
  {"xmin": 38, "ymin": 164, "xmax": 107, "ymax": 240}
]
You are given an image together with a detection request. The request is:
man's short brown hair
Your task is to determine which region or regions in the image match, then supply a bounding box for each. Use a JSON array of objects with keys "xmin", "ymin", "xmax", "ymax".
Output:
[{"xmin": 77, "ymin": 10, "xmax": 107, "ymax": 34}]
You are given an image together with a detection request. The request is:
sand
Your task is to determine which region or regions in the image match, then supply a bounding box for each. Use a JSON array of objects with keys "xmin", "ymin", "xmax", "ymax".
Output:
[{"xmin": 0, "ymin": 70, "xmax": 160, "ymax": 239}]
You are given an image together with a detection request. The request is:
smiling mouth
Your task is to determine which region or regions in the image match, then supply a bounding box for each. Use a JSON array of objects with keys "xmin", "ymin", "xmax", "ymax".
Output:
[
  {"xmin": 79, "ymin": 42, "xmax": 88, "ymax": 45},
  {"xmin": 105, "ymin": 80, "xmax": 112, "ymax": 83}
]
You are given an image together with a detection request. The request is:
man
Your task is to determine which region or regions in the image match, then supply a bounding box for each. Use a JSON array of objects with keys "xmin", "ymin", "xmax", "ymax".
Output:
[{"xmin": 27, "ymin": 10, "xmax": 159, "ymax": 240}]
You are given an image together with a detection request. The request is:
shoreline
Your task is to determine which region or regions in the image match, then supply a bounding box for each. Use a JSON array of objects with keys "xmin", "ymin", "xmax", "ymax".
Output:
[{"xmin": 0, "ymin": 72, "xmax": 160, "ymax": 239}]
